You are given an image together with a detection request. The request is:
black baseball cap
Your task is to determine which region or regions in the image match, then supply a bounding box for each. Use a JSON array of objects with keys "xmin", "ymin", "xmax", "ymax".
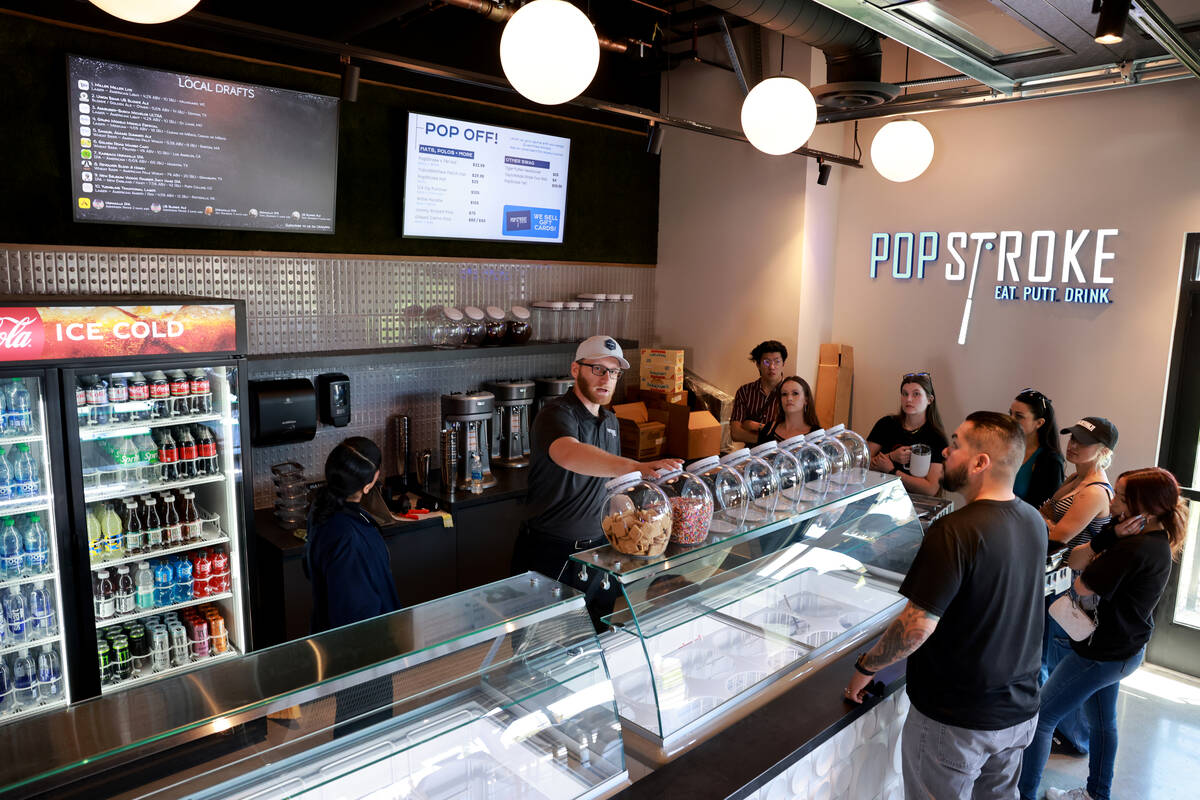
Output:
[{"xmin": 1061, "ymin": 417, "xmax": 1118, "ymax": 449}]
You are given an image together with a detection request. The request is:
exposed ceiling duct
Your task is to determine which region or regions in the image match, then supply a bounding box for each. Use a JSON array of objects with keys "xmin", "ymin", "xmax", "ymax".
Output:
[{"xmin": 699, "ymin": 0, "xmax": 900, "ymax": 108}]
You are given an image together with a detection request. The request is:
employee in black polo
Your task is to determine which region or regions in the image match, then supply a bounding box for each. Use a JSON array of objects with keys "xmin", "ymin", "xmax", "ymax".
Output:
[{"xmin": 514, "ymin": 335, "xmax": 681, "ymax": 605}]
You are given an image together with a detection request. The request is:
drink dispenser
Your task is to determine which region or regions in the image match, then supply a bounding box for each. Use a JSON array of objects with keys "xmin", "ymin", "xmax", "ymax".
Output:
[
  {"xmin": 440, "ymin": 392, "xmax": 498, "ymax": 491},
  {"xmin": 749, "ymin": 441, "xmax": 804, "ymax": 512},
  {"xmin": 720, "ymin": 448, "xmax": 780, "ymax": 523},
  {"xmin": 780, "ymin": 435, "xmax": 832, "ymax": 505},
  {"xmin": 533, "ymin": 377, "xmax": 573, "ymax": 419},
  {"xmin": 686, "ymin": 455, "xmax": 748, "ymax": 535},
  {"xmin": 484, "ymin": 380, "xmax": 535, "ymax": 469},
  {"xmin": 827, "ymin": 424, "xmax": 870, "ymax": 484}
]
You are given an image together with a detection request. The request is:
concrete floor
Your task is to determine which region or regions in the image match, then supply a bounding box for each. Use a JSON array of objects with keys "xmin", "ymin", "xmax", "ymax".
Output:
[{"xmin": 1036, "ymin": 664, "xmax": 1200, "ymax": 800}]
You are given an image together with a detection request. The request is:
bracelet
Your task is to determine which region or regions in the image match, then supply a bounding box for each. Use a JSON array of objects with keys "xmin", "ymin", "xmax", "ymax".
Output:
[{"xmin": 854, "ymin": 653, "xmax": 877, "ymax": 677}]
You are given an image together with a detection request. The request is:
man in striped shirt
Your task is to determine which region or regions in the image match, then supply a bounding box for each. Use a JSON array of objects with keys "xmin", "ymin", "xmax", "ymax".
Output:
[{"xmin": 730, "ymin": 340, "xmax": 788, "ymax": 444}]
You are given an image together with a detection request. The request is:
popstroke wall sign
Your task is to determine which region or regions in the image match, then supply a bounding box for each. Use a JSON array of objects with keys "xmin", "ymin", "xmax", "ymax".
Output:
[{"xmin": 869, "ymin": 228, "xmax": 1118, "ymax": 344}]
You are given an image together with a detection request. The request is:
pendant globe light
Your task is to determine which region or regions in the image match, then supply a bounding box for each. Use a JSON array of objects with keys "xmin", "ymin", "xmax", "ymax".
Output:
[
  {"xmin": 88, "ymin": 0, "xmax": 200, "ymax": 24},
  {"xmin": 740, "ymin": 36, "xmax": 817, "ymax": 156},
  {"xmin": 501, "ymin": 0, "xmax": 600, "ymax": 105},
  {"xmin": 870, "ymin": 119, "xmax": 935, "ymax": 182}
]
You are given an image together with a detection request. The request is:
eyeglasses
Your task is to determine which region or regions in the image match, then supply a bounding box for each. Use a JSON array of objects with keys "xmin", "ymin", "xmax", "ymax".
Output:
[
  {"xmin": 759, "ymin": 358, "xmax": 784, "ymax": 367},
  {"xmin": 577, "ymin": 361, "xmax": 624, "ymax": 380}
]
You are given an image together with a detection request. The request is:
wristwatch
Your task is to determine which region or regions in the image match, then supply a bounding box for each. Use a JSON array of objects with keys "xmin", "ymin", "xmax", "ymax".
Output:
[{"xmin": 854, "ymin": 653, "xmax": 877, "ymax": 677}]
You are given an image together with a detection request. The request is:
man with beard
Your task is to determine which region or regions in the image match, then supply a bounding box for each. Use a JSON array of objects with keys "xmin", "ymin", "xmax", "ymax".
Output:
[
  {"xmin": 514, "ymin": 336, "xmax": 680, "ymax": 621},
  {"xmin": 843, "ymin": 411, "xmax": 1046, "ymax": 799}
]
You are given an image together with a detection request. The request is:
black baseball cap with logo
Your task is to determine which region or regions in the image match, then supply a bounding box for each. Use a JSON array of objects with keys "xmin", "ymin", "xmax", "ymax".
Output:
[{"xmin": 1061, "ymin": 416, "xmax": 1118, "ymax": 449}]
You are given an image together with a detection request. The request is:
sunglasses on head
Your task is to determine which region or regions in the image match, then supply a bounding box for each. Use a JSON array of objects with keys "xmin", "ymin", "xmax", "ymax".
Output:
[
  {"xmin": 1017, "ymin": 387, "xmax": 1051, "ymax": 413},
  {"xmin": 903, "ymin": 371, "xmax": 930, "ymax": 381}
]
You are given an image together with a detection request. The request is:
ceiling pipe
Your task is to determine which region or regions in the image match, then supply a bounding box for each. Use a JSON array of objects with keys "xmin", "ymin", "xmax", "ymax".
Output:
[{"xmin": 441, "ymin": 0, "xmax": 629, "ymax": 53}]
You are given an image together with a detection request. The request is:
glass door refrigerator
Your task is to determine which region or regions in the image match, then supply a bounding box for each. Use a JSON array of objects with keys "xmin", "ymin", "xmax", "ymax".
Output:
[{"xmin": 0, "ymin": 298, "xmax": 253, "ymax": 707}]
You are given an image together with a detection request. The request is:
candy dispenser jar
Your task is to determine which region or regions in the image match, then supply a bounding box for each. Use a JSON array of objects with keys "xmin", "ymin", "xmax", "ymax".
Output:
[
  {"xmin": 827, "ymin": 424, "xmax": 870, "ymax": 484},
  {"xmin": 719, "ymin": 448, "xmax": 779, "ymax": 523},
  {"xmin": 749, "ymin": 441, "xmax": 803, "ymax": 513},
  {"xmin": 654, "ymin": 468, "xmax": 714, "ymax": 545},
  {"xmin": 807, "ymin": 429, "xmax": 851, "ymax": 485},
  {"xmin": 779, "ymin": 435, "xmax": 832, "ymax": 505},
  {"xmin": 685, "ymin": 456, "xmax": 748, "ymax": 536},
  {"xmin": 461, "ymin": 306, "xmax": 487, "ymax": 347},
  {"xmin": 602, "ymin": 472, "xmax": 672, "ymax": 558}
]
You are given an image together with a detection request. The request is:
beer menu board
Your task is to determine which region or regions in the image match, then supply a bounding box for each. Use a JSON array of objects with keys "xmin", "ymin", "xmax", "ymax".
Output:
[
  {"xmin": 67, "ymin": 56, "xmax": 339, "ymax": 233},
  {"xmin": 403, "ymin": 112, "xmax": 569, "ymax": 244}
]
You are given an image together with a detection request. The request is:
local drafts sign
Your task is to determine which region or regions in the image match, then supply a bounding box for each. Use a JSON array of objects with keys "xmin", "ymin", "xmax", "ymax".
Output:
[
  {"xmin": 869, "ymin": 229, "xmax": 1119, "ymax": 345},
  {"xmin": 0, "ymin": 304, "xmax": 236, "ymax": 361}
]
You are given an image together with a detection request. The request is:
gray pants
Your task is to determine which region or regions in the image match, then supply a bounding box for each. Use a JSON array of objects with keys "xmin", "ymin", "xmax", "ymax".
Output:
[{"xmin": 902, "ymin": 701, "xmax": 1038, "ymax": 799}]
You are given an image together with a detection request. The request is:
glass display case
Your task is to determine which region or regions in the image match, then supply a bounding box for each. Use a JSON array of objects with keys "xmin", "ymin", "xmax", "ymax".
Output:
[
  {"xmin": 1, "ymin": 573, "xmax": 629, "ymax": 800},
  {"xmin": 569, "ymin": 472, "xmax": 923, "ymax": 759}
]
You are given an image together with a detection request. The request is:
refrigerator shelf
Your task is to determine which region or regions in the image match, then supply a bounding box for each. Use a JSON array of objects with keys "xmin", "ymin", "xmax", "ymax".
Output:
[
  {"xmin": 84, "ymin": 472, "xmax": 226, "ymax": 504},
  {"xmin": 89, "ymin": 531, "xmax": 232, "ymax": 572},
  {"xmin": 0, "ymin": 571, "xmax": 58, "ymax": 594},
  {"xmin": 0, "ymin": 498, "xmax": 51, "ymax": 518},
  {"xmin": 96, "ymin": 590, "xmax": 234, "ymax": 626},
  {"xmin": 0, "ymin": 695, "xmax": 68, "ymax": 725},
  {"xmin": 99, "ymin": 643, "xmax": 240, "ymax": 695},
  {"xmin": 0, "ymin": 633, "xmax": 62, "ymax": 659},
  {"xmin": 0, "ymin": 432, "xmax": 43, "ymax": 446},
  {"xmin": 78, "ymin": 413, "xmax": 224, "ymax": 442}
]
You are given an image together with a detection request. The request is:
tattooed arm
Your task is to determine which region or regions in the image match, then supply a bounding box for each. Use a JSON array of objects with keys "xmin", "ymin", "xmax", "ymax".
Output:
[{"xmin": 843, "ymin": 601, "xmax": 940, "ymax": 703}]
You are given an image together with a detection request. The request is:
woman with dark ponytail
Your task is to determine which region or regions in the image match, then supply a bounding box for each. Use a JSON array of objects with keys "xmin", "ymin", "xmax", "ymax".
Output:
[{"xmin": 305, "ymin": 437, "xmax": 400, "ymax": 633}]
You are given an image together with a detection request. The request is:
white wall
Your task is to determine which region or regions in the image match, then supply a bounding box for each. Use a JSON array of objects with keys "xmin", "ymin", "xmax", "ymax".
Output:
[{"xmin": 829, "ymin": 80, "xmax": 1200, "ymax": 473}]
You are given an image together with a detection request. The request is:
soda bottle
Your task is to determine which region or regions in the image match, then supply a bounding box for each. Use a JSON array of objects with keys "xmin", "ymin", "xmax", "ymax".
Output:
[
  {"xmin": 0, "ymin": 446, "xmax": 11, "ymax": 503},
  {"xmin": 136, "ymin": 434, "xmax": 159, "ymax": 484},
  {"xmin": 195, "ymin": 426, "xmax": 218, "ymax": 476},
  {"xmin": 85, "ymin": 374, "xmax": 111, "ymax": 426},
  {"xmin": 94, "ymin": 570, "xmax": 115, "ymax": 619},
  {"xmin": 101, "ymin": 502, "xmax": 123, "ymax": 558},
  {"xmin": 134, "ymin": 561, "xmax": 155, "ymax": 610},
  {"xmin": 174, "ymin": 555, "xmax": 193, "ymax": 603},
  {"xmin": 162, "ymin": 495, "xmax": 182, "ymax": 547},
  {"xmin": 176, "ymin": 427, "xmax": 197, "ymax": 479},
  {"xmin": 74, "ymin": 378, "xmax": 90, "ymax": 427},
  {"xmin": 117, "ymin": 436, "xmax": 139, "ymax": 485},
  {"xmin": 148, "ymin": 371, "xmax": 170, "ymax": 419},
  {"xmin": 169, "ymin": 370, "xmax": 191, "ymax": 417},
  {"xmin": 22, "ymin": 513, "xmax": 48, "ymax": 575},
  {"xmin": 37, "ymin": 646, "xmax": 62, "ymax": 700},
  {"xmin": 181, "ymin": 491, "xmax": 203, "ymax": 542},
  {"xmin": 6, "ymin": 379, "xmax": 33, "ymax": 435},
  {"xmin": 127, "ymin": 371, "xmax": 151, "ymax": 421},
  {"xmin": 26, "ymin": 582, "xmax": 54, "ymax": 638},
  {"xmin": 157, "ymin": 428, "xmax": 178, "ymax": 482},
  {"xmin": 108, "ymin": 374, "xmax": 130, "ymax": 424},
  {"xmin": 13, "ymin": 650, "xmax": 37, "ymax": 706},
  {"xmin": 11, "ymin": 444, "xmax": 39, "ymax": 498},
  {"xmin": 189, "ymin": 369, "xmax": 212, "ymax": 415},
  {"xmin": 193, "ymin": 549, "xmax": 212, "ymax": 598},
  {"xmin": 143, "ymin": 498, "xmax": 163, "ymax": 551},
  {"xmin": 0, "ymin": 518, "xmax": 20, "ymax": 580},
  {"xmin": 153, "ymin": 560, "xmax": 174, "ymax": 607},
  {"xmin": 210, "ymin": 547, "xmax": 230, "ymax": 594},
  {"xmin": 0, "ymin": 658, "xmax": 12, "ymax": 713},
  {"xmin": 114, "ymin": 566, "xmax": 135, "ymax": 615},
  {"xmin": 122, "ymin": 501, "xmax": 144, "ymax": 555},
  {"xmin": 4, "ymin": 591, "xmax": 27, "ymax": 644}
]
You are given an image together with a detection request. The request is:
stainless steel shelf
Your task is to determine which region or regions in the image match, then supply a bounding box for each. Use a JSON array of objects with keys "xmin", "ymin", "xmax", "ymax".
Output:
[
  {"xmin": 0, "ymin": 633, "xmax": 62, "ymax": 659},
  {"xmin": 0, "ymin": 432, "xmax": 43, "ymax": 446},
  {"xmin": 79, "ymin": 413, "xmax": 224, "ymax": 442},
  {"xmin": 99, "ymin": 644, "xmax": 240, "ymax": 695},
  {"xmin": 84, "ymin": 472, "xmax": 226, "ymax": 504},
  {"xmin": 94, "ymin": 591, "xmax": 233, "ymax": 627},
  {"xmin": 0, "ymin": 570, "xmax": 58, "ymax": 594},
  {"xmin": 90, "ymin": 531, "xmax": 231, "ymax": 573},
  {"xmin": 0, "ymin": 497, "xmax": 51, "ymax": 518}
]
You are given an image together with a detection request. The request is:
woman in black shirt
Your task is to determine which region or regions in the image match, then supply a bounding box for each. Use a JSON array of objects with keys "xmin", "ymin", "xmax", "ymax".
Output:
[
  {"xmin": 867, "ymin": 372, "xmax": 949, "ymax": 495},
  {"xmin": 1018, "ymin": 467, "xmax": 1184, "ymax": 800},
  {"xmin": 758, "ymin": 375, "xmax": 820, "ymax": 444}
]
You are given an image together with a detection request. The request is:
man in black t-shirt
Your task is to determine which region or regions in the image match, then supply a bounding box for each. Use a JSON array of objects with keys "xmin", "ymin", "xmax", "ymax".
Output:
[
  {"xmin": 514, "ymin": 336, "xmax": 680, "ymax": 604},
  {"xmin": 844, "ymin": 411, "xmax": 1047, "ymax": 799}
]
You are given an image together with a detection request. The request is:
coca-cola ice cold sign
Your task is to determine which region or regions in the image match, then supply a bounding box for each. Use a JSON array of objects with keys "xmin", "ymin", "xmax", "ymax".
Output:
[{"xmin": 0, "ymin": 304, "xmax": 236, "ymax": 361}]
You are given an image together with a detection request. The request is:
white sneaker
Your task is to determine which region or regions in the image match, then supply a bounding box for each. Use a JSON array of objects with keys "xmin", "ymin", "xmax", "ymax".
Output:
[{"xmin": 1045, "ymin": 788, "xmax": 1092, "ymax": 800}]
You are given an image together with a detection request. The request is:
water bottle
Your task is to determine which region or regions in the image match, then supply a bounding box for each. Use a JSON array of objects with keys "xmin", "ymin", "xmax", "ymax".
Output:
[
  {"xmin": 37, "ymin": 646, "xmax": 62, "ymax": 700},
  {"xmin": 0, "ymin": 518, "xmax": 21, "ymax": 580},
  {"xmin": 173, "ymin": 554, "xmax": 193, "ymax": 603},
  {"xmin": 7, "ymin": 379, "xmax": 32, "ymax": 435},
  {"xmin": 94, "ymin": 570, "xmax": 115, "ymax": 619},
  {"xmin": 0, "ymin": 658, "xmax": 12, "ymax": 713},
  {"xmin": 469, "ymin": 450, "xmax": 483, "ymax": 495},
  {"xmin": 153, "ymin": 560, "xmax": 173, "ymax": 607},
  {"xmin": 115, "ymin": 566, "xmax": 135, "ymax": 615},
  {"xmin": 11, "ymin": 444, "xmax": 39, "ymax": 498},
  {"xmin": 13, "ymin": 650, "xmax": 37, "ymax": 707},
  {"xmin": 136, "ymin": 435, "xmax": 159, "ymax": 484},
  {"xmin": 26, "ymin": 582, "xmax": 53, "ymax": 639},
  {"xmin": 0, "ymin": 380, "xmax": 7, "ymax": 436},
  {"xmin": 22, "ymin": 514, "xmax": 48, "ymax": 576},
  {"xmin": 134, "ymin": 561, "xmax": 155, "ymax": 609},
  {"xmin": 0, "ymin": 447, "xmax": 11, "ymax": 503},
  {"xmin": 5, "ymin": 591, "xmax": 28, "ymax": 645}
]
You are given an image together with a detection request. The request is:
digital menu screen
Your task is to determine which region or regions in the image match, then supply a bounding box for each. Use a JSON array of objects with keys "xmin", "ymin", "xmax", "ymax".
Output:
[
  {"xmin": 67, "ymin": 55, "xmax": 339, "ymax": 233},
  {"xmin": 403, "ymin": 112, "xmax": 569, "ymax": 244}
]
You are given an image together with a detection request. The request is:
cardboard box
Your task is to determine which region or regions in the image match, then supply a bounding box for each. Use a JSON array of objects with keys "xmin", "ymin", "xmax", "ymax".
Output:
[
  {"xmin": 815, "ymin": 343, "xmax": 854, "ymax": 429},
  {"xmin": 640, "ymin": 388, "xmax": 688, "ymax": 409},
  {"xmin": 612, "ymin": 402, "xmax": 668, "ymax": 460},
  {"xmin": 640, "ymin": 348, "xmax": 685, "ymax": 393},
  {"xmin": 640, "ymin": 348, "xmax": 685, "ymax": 371},
  {"xmin": 665, "ymin": 404, "xmax": 722, "ymax": 460}
]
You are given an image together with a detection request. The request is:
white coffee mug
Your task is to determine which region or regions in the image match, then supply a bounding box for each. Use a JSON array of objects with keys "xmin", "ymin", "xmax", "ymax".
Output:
[{"xmin": 909, "ymin": 444, "xmax": 932, "ymax": 478}]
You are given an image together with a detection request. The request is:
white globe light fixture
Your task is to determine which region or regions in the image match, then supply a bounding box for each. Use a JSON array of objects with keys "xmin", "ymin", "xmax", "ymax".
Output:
[
  {"xmin": 501, "ymin": 0, "xmax": 600, "ymax": 105},
  {"xmin": 740, "ymin": 76, "xmax": 818, "ymax": 156},
  {"xmin": 88, "ymin": 0, "xmax": 200, "ymax": 24},
  {"xmin": 870, "ymin": 119, "xmax": 935, "ymax": 182}
]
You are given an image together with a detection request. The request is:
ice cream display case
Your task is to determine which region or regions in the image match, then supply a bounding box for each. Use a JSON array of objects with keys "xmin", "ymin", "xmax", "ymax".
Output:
[
  {"xmin": 569, "ymin": 472, "xmax": 923, "ymax": 762},
  {"xmin": 0, "ymin": 573, "xmax": 629, "ymax": 800}
]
